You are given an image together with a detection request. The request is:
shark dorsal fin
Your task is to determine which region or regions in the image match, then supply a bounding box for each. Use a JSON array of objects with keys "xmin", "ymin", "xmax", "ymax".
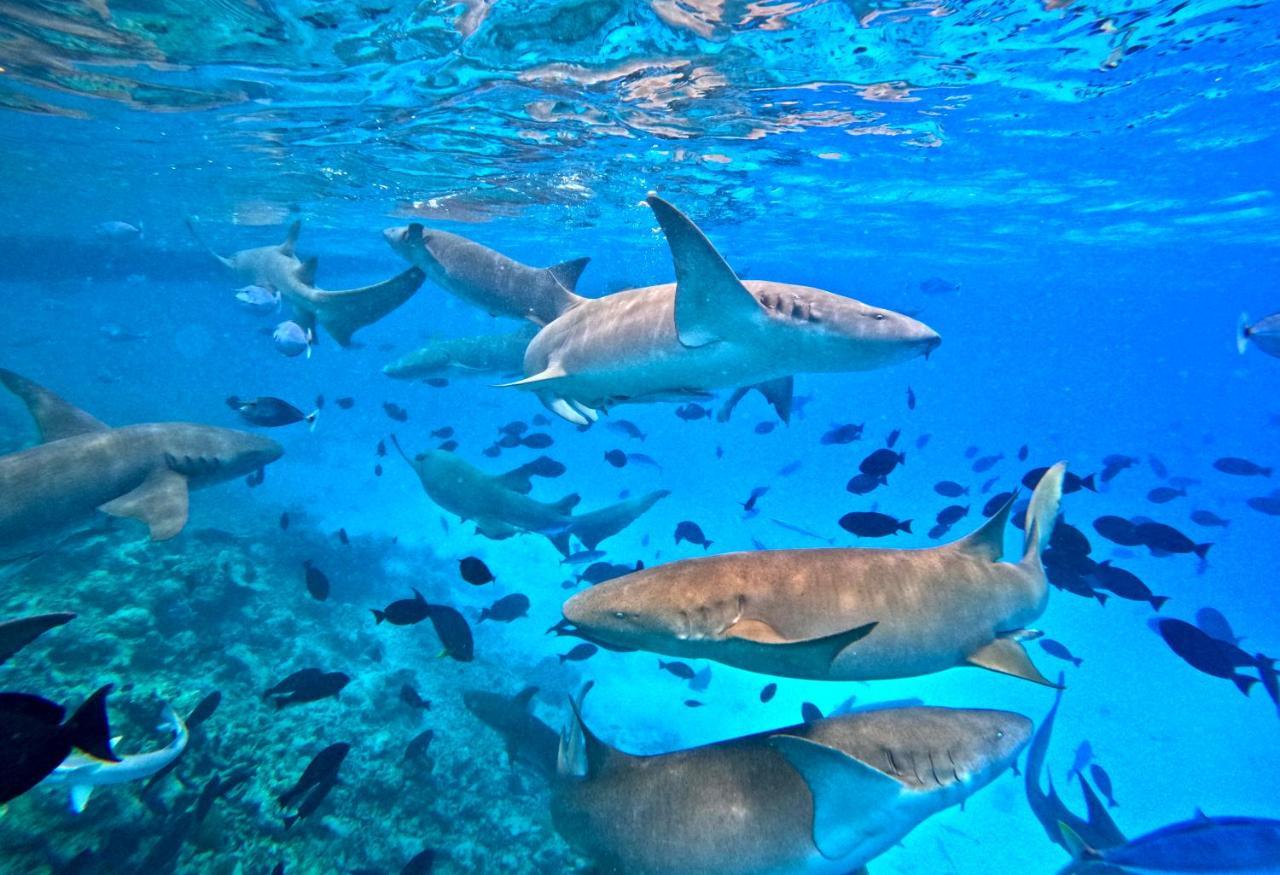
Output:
[
  {"xmin": 0, "ymin": 370, "xmax": 109, "ymax": 442},
  {"xmin": 296, "ymin": 256, "xmax": 319, "ymax": 287},
  {"xmin": 549, "ymin": 493, "xmax": 581, "ymax": 515},
  {"xmin": 280, "ymin": 220, "xmax": 302, "ymax": 256},
  {"xmin": 558, "ymin": 683, "xmax": 615, "ymax": 779},
  {"xmin": 514, "ymin": 686, "xmax": 538, "ymax": 710},
  {"xmin": 546, "ymin": 257, "xmax": 590, "ymax": 292},
  {"xmin": 646, "ymin": 194, "xmax": 760, "ymax": 348},
  {"xmin": 98, "ymin": 468, "xmax": 190, "ymax": 541},
  {"xmin": 768, "ymin": 735, "xmax": 901, "ymax": 860},
  {"xmin": 956, "ymin": 490, "xmax": 1018, "ymax": 562}
]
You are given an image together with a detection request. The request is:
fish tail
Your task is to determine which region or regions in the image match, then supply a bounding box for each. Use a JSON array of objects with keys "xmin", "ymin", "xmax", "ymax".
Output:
[
  {"xmin": 1022, "ymin": 462, "xmax": 1066, "ymax": 567},
  {"xmin": 1233, "ymin": 674, "xmax": 1257, "ymax": 697},
  {"xmin": 1149, "ymin": 595, "xmax": 1169, "ymax": 612},
  {"xmin": 64, "ymin": 685, "xmax": 118, "ymax": 763},
  {"xmin": 1080, "ymin": 473, "xmax": 1097, "ymax": 492},
  {"xmin": 899, "ymin": 519, "xmax": 913, "ymax": 534},
  {"xmin": 1194, "ymin": 543, "xmax": 1212, "ymax": 560},
  {"xmin": 371, "ymin": 610, "xmax": 385, "ymax": 625},
  {"xmin": 1238, "ymin": 312, "xmax": 1252, "ymax": 354}
]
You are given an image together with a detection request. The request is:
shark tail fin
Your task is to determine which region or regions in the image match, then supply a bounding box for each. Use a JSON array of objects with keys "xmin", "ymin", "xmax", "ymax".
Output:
[
  {"xmin": 64, "ymin": 684, "xmax": 119, "ymax": 763},
  {"xmin": 0, "ymin": 370, "xmax": 110, "ymax": 441},
  {"xmin": 1023, "ymin": 462, "xmax": 1067, "ymax": 567},
  {"xmin": 184, "ymin": 216, "xmax": 233, "ymax": 268},
  {"xmin": 514, "ymin": 686, "xmax": 538, "ymax": 711},
  {"xmin": 557, "ymin": 682, "xmax": 614, "ymax": 779},
  {"xmin": 1058, "ymin": 822, "xmax": 1102, "ymax": 861},
  {"xmin": 566, "ymin": 490, "xmax": 670, "ymax": 552},
  {"xmin": 311, "ymin": 267, "xmax": 426, "ymax": 347}
]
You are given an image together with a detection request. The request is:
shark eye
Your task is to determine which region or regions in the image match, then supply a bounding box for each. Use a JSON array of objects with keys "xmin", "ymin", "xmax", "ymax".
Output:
[
  {"xmin": 996, "ymin": 731, "xmax": 1005, "ymax": 739},
  {"xmin": 873, "ymin": 313, "xmax": 886, "ymax": 321}
]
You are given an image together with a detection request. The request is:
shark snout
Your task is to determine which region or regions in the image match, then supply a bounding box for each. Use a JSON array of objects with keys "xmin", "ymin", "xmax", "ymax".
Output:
[{"xmin": 919, "ymin": 329, "xmax": 942, "ymax": 359}]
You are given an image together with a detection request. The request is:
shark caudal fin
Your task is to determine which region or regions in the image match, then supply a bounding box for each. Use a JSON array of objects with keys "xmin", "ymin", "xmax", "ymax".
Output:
[
  {"xmin": 646, "ymin": 193, "xmax": 761, "ymax": 348},
  {"xmin": 557, "ymin": 682, "xmax": 617, "ymax": 780},
  {"xmin": 0, "ymin": 370, "xmax": 109, "ymax": 441},
  {"xmin": 562, "ymin": 490, "xmax": 670, "ymax": 554},
  {"xmin": 184, "ymin": 217, "xmax": 234, "ymax": 269},
  {"xmin": 311, "ymin": 267, "xmax": 426, "ymax": 346},
  {"xmin": 1023, "ymin": 462, "xmax": 1067, "ymax": 567}
]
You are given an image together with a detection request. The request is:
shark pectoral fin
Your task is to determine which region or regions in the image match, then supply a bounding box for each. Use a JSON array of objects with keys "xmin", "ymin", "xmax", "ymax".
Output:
[
  {"xmin": 966, "ymin": 638, "xmax": 1060, "ymax": 687},
  {"xmin": 768, "ymin": 735, "xmax": 900, "ymax": 861},
  {"xmin": 723, "ymin": 617, "xmax": 792, "ymax": 644},
  {"xmin": 296, "ymin": 256, "xmax": 318, "ymax": 286},
  {"xmin": 546, "ymin": 257, "xmax": 591, "ymax": 292},
  {"xmin": 646, "ymin": 193, "xmax": 761, "ymax": 347},
  {"xmin": 311, "ymin": 267, "xmax": 426, "ymax": 346},
  {"xmin": 69, "ymin": 784, "xmax": 93, "ymax": 814},
  {"xmin": 98, "ymin": 469, "xmax": 190, "ymax": 541},
  {"xmin": 0, "ymin": 370, "xmax": 110, "ymax": 441},
  {"xmin": 494, "ymin": 365, "xmax": 568, "ymax": 390},
  {"xmin": 474, "ymin": 519, "xmax": 518, "ymax": 541}
]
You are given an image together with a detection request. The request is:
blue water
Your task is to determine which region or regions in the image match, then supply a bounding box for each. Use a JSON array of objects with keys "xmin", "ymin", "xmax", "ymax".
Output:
[{"xmin": 1, "ymin": 1, "xmax": 1279, "ymax": 873}]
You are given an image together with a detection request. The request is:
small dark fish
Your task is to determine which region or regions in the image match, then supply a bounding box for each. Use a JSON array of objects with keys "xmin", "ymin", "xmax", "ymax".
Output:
[
  {"xmin": 0, "ymin": 685, "xmax": 116, "ymax": 803},
  {"xmin": 431, "ymin": 426, "xmax": 454, "ymax": 439},
  {"xmin": 438, "ymin": 441, "xmax": 460, "ymax": 453},
  {"xmin": 936, "ymin": 504, "xmax": 969, "ymax": 526},
  {"xmin": 425, "ymin": 378, "xmax": 448, "ymax": 388},
  {"xmin": 801, "ymin": 702, "xmax": 823, "ymax": 722},
  {"xmin": 980, "ymin": 476, "xmax": 999, "ymax": 494},
  {"xmin": 759, "ymin": 683, "xmax": 777, "ymax": 703},
  {"xmin": 1017, "ymin": 444, "xmax": 1028, "ymax": 461},
  {"xmin": 1089, "ymin": 763, "xmax": 1117, "ymax": 807},
  {"xmin": 402, "ymin": 849, "xmax": 439, "ymax": 875},
  {"xmin": 604, "ymin": 449, "xmax": 627, "ymax": 468},
  {"xmin": 1050, "ymin": 521, "xmax": 1092, "ymax": 556},
  {"xmin": 496, "ymin": 433, "xmax": 522, "ymax": 449},
  {"xmin": 377, "ymin": 440, "xmax": 387, "ymax": 457},
  {"xmin": 674, "ymin": 521, "xmax": 713, "ymax": 549},
  {"xmin": 1100, "ymin": 454, "xmax": 1137, "ymax": 483},
  {"xmin": 264, "ymin": 669, "xmax": 349, "ymax": 708},
  {"xmin": 845, "ymin": 472, "xmax": 882, "ymax": 495},
  {"xmin": 374, "ymin": 464, "xmax": 383, "ymax": 477},
  {"xmin": 754, "ymin": 421, "xmax": 776, "ymax": 435},
  {"xmin": 916, "ymin": 433, "xmax": 932, "ymax": 449},
  {"xmin": 1150, "ymin": 617, "xmax": 1256, "ymax": 694},
  {"xmin": 777, "ymin": 459, "xmax": 802, "ymax": 477},
  {"xmin": 885, "ymin": 428, "xmax": 901, "ymax": 448},
  {"xmin": 1023, "ymin": 467, "xmax": 1096, "ymax": 494},
  {"xmin": 520, "ymin": 432, "xmax": 554, "ymax": 449},
  {"xmin": 279, "ymin": 512, "xmax": 290, "ymax": 531},
  {"xmin": 336, "ymin": 528, "xmax": 350, "ymax": 545},
  {"xmin": 187, "ymin": 691, "xmax": 221, "ymax": 729},
  {"xmin": 972, "ymin": 453, "xmax": 1003, "ymax": 473},
  {"xmin": 579, "ymin": 560, "xmax": 641, "ymax": 585},
  {"xmin": 1195, "ymin": 607, "xmax": 1241, "ymax": 644},
  {"xmin": 283, "ymin": 777, "xmax": 336, "ymax": 829},
  {"xmin": 303, "ymin": 561, "xmax": 330, "ymax": 601},
  {"xmin": 927, "ymin": 523, "xmax": 951, "ymax": 540},
  {"xmin": 859, "ymin": 449, "xmax": 904, "ymax": 479},
  {"xmin": 675, "ymin": 403, "xmax": 711, "ymax": 421},
  {"xmin": 1091, "ymin": 561, "xmax": 1169, "ymax": 611},
  {"xmin": 607, "ymin": 420, "xmax": 646, "ymax": 441},
  {"xmin": 1190, "ymin": 509, "xmax": 1230, "ymax": 528},
  {"xmin": 1147, "ymin": 486, "xmax": 1186, "ymax": 504},
  {"xmin": 741, "ymin": 486, "xmax": 769, "ymax": 512},
  {"xmin": 372, "ymin": 588, "xmax": 430, "ymax": 626},
  {"xmin": 1134, "ymin": 521, "xmax": 1211, "ymax": 559},
  {"xmin": 1069, "ymin": 741, "xmax": 1093, "ymax": 777},
  {"xmin": 1214, "ymin": 457, "xmax": 1272, "ymax": 477},
  {"xmin": 683, "ymin": 699, "xmax": 704, "ymax": 708},
  {"xmin": 1038, "ymin": 639, "xmax": 1082, "ymax": 667},
  {"xmin": 499, "ymin": 420, "xmax": 528, "ymax": 436},
  {"xmin": 336, "ymin": 397, "xmax": 355, "ymax": 409},
  {"xmin": 226, "ymin": 396, "xmax": 317, "ymax": 429},
  {"xmin": 399, "ymin": 684, "xmax": 431, "ymax": 711},
  {"xmin": 383, "ymin": 402, "xmax": 409, "ymax": 422},
  {"xmin": 628, "ymin": 453, "xmax": 662, "ymax": 470},
  {"xmin": 459, "ymin": 557, "xmax": 495, "ymax": 585},
  {"xmin": 1148, "ymin": 454, "xmax": 1169, "ymax": 479},
  {"xmin": 1092, "ymin": 515, "xmax": 1142, "ymax": 547},
  {"xmin": 479, "ymin": 593, "xmax": 530, "ymax": 623},
  {"xmin": 934, "ymin": 481, "xmax": 969, "ymax": 498},
  {"xmin": 907, "ymin": 387, "xmax": 916, "ymax": 410},
  {"xmin": 1247, "ymin": 495, "xmax": 1280, "ymax": 516},
  {"xmin": 404, "ymin": 729, "xmax": 434, "ymax": 762},
  {"xmin": 983, "ymin": 491, "xmax": 1014, "ymax": 518},
  {"xmin": 821, "ymin": 423, "xmax": 864, "ymax": 445},
  {"xmin": 839, "ymin": 511, "xmax": 911, "ymax": 538},
  {"xmin": 427, "ymin": 605, "xmax": 474, "ymax": 662},
  {"xmin": 964, "ymin": 446, "xmax": 979, "ymax": 459},
  {"xmin": 658, "ymin": 660, "xmax": 696, "ymax": 680},
  {"xmin": 559, "ymin": 643, "xmax": 598, "ymax": 663}
]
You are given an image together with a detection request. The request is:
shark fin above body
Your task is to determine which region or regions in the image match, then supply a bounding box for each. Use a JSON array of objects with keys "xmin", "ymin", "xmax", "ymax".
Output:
[
  {"xmin": 768, "ymin": 734, "xmax": 901, "ymax": 861},
  {"xmin": 955, "ymin": 488, "xmax": 1019, "ymax": 562},
  {"xmin": 69, "ymin": 783, "xmax": 94, "ymax": 814},
  {"xmin": 557, "ymin": 684, "xmax": 619, "ymax": 780},
  {"xmin": 546, "ymin": 257, "xmax": 591, "ymax": 294},
  {"xmin": 646, "ymin": 193, "xmax": 762, "ymax": 348},
  {"xmin": 309, "ymin": 267, "xmax": 426, "ymax": 347},
  {"xmin": 98, "ymin": 468, "xmax": 190, "ymax": 541},
  {"xmin": 279, "ymin": 220, "xmax": 302, "ymax": 257},
  {"xmin": 966, "ymin": 637, "xmax": 1061, "ymax": 687},
  {"xmin": 0, "ymin": 370, "xmax": 109, "ymax": 441}
]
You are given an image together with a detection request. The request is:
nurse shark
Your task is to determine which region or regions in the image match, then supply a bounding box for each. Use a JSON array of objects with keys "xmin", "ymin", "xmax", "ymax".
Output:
[
  {"xmin": 553, "ymin": 697, "xmax": 1031, "ymax": 875},
  {"xmin": 188, "ymin": 219, "xmax": 425, "ymax": 346},
  {"xmin": 499, "ymin": 194, "xmax": 940, "ymax": 426},
  {"xmin": 564, "ymin": 463, "xmax": 1067, "ymax": 686}
]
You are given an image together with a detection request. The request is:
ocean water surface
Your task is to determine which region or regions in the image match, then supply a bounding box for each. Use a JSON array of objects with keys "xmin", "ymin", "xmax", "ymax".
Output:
[{"xmin": 1, "ymin": 1, "xmax": 1278, "ymax": 873}]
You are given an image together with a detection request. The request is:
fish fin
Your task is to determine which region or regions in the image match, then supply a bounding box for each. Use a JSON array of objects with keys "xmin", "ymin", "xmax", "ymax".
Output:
[
  {"xmin": 558, "ymin": 683, "xmax": 616, "ymax": 779},
  {"xmin": 549, "ymin": 493, "xmax": 582, "ymax": 515},
  {"xmin": 956, "ymin": 489, "xmax": 1018, "ymax": 562},
  {"xmin": 565, "ymin": 490, "xmax": 669, "ymax": 551},
  {"xmin": 279, "ymin": 220, "xmax": 301, "ymax": 256},
  {"xmin": 475, "ymin": 519, "xmax": 519, "ymax": 541},
  {"xmin": 546, "ymin": 530, "xmax": 573, "ymax": 558},
  {"xmin": 68, "ymin": 784, "xmax": 93, "ymax": 814},
  {"xmin": 99, "ymin": 468, "xmax": 190, "ymax": 541},
  {"xmin": 296, "ymin": 256, "xmax": 318, "ymax": 286},
  {"xmin": 723, "ymin": 617, "xmax": 791, "ymax": 644},
  {"xmin": 495, "ymin": 457, "xmax": 563, "ymax": 494},
  {"xmin": 311, "ymin": 267, "xmax": 425, "ymax": 346},
  {"xmin": 65, "ymin": 685, "xmax": 119, "ymax": 762},
  {"xmin": 726, "ymin": 618, "xmax": 878, "ymax": 655},
  {"xmin": 719, "ymin": 377, "xmax": 794, "ymax": 423},
  {"xmin": 494, "ymin": 365, "xmax": 568, "ymax": 389},
  {"xmin": 0, "ymin": 370, "xmax": 110, "ymax": 441},
  {"xmin": 546, "ymin": 257, "xmax": 590, "ymax": 292},
  {"xmin": 1058, "ymin": 822, "xmax": 1103, "ymax": 861},
  {"xmin": 768, "ymin": 735, "xmax": 901, "ymax": 860},
  {"xmin": 514, "ymin": 686, "xmax": 539, "ymax": 710},
  {"xmin": 967, "ymin": 638, "xmax": 1060, "ymax": 687},
  {"xmin": 1023, "ymin": 462, "xmax": 1067, "ymax": 565},
  {"xmin": 646, "ymin": 193, "xmax": 760, "ymax": 347},
  {"xmin": 1238, "ymin": 312, "xmax": 1251, "ymax": 355},
  {"xmin": 1078, "ymin": 774, "xmax": 1125, "ymax": 842}
]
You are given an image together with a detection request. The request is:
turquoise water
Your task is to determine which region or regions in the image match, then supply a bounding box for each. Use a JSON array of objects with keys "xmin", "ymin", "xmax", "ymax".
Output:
[{"xmin": 1, "ymin": 1, "xmax": 1279, "ymax": 873}]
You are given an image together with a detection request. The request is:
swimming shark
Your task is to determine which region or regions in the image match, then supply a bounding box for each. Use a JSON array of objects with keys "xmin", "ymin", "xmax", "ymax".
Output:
[
  {"xmin": 188, "ymin": 219, "xmax": 425, "ymax": 346},
  {"xmin": 393, "ymin": 440, "xmax": 667, "ymax": 557},
  {"xmin": 498, "ymin": 194, "xmax": 941, "ymax": 426},
  {"xmin": 383, "ymin": 325, "xmax": 537, "ymax": 382},
  {"xmin": 0, "ymin": 612, "xmax": 75, "ymax": 665},
  {"xmin": 553, "ymin": 697, "xmax": 1031, "ymax": 875},
  {"xmin": 563, "ymin": 463, "xmax": 1067, "ymax": 685},
  {"xmin": 463, "ymin": 686, "xmax": 559, "ymax": 780},
  {"xmin": 41, "ymin": 704, "xmax": 188, "ymax": 813},
  {"xmin": 0, "ymin": 369, "xmax": 283, "ymax": 551},
  {"xmin": 383, "ymin": 224, "xmax": 589, "ymax": 325}
]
